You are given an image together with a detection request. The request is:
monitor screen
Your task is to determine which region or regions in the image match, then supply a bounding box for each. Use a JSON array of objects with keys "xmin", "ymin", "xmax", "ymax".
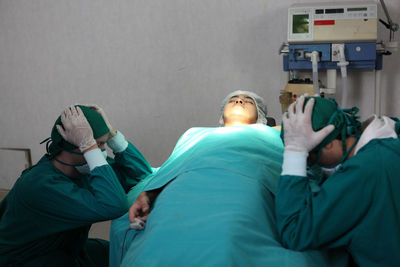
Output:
[{"xmin": 292, "ymin": 14, "xmax": 309, "ymax": 34}]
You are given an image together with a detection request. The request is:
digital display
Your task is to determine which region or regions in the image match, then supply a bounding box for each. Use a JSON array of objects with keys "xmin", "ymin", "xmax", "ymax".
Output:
[
  {"xmin": 325, "ymin": 8, "xmax": 344, "ymax": 14},
  {"xmin": 348, "ymin": 7, "xmax": 368, "ymax": 12},
  {"xmin": 293, "ymin": 14, "xmax": 309, "ymax": 34}
]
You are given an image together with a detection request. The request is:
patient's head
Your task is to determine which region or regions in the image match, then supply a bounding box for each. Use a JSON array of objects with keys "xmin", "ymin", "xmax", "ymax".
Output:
[{"xmin": 219, "ymin": 90, "xmax": 268, "ymax": 126}]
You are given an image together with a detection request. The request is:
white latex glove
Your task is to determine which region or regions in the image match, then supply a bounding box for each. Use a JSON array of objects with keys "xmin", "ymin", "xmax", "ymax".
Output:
[
  {"xmin": 82, "ymin": 104, "xmax": 117, "ymax": 137},
  {"xmin": 56, "ymin": 106, "xmax": 97, "ymax": 152},
  {"xmin": 282, "ymin": 96, "xmax": 335, "ymax": 153}
]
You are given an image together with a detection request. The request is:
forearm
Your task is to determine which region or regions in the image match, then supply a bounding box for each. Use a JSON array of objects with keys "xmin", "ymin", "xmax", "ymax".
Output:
[
  {"xmin": 81, "ymin": 142, "xmax": 128, "ymax": 218},
  {"xmin": 275, "ymin": 175, "xmax": 316, "ymax": 250},
  {"xmin": 109, "ymin": 132, "xmax": 152, "ymax": 191},
  {"xmin": 275, "ymin": 165, "xmax": 370, "ymax": 251},
  {"xmin": 113, "ymin": 143, "xmax": 152, "ymax": 180},
  {"xmin": 275, "ymin": 150, "xmax": 318, "ymax": 250},
  {"xmin": 21, "ymin": 167, "xmax": 129, "ymax": 229},
  {"xmin": 87, "ymin": 165, "xmax": 129, "ymax": 220}
]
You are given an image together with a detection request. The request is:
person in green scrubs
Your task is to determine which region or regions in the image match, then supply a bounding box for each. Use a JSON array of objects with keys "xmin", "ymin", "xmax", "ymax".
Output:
[
  {"xmin": 0, "ymin": 105, "xmax": 152, "ymax": 266},
  {"xmin": 275, "ymin": 96, "xmax": 400, "ymax": 267}
]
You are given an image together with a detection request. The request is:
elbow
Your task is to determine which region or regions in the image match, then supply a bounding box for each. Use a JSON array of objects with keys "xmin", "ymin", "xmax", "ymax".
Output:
[
  {"xmin": 104, "ymin": 204, "xmax": 128, "ymax": 220},
  {"xmin": 278, "ymin": 223, "xmax": 314, "ymax": 251},
  {"xmin": 276, "ymin": 211, "xmax": 316, "ymax": 251},
  {"xmin": 97, "ymin": 195, "xmax": 129, "ymax": 220},
  {"xmin": 110, "ymin": 197, "xmax": 129, "ymax": 218},
  {"xmin": 280, "ymin": 231, "xmax": 309, "ymax": 251},
  {"xmin": 115, "ymin": 202, "xmax": 129, "ymax": 218}
]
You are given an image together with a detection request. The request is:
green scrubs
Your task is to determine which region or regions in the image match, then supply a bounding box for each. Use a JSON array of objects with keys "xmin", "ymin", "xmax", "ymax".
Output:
[
  {"xmin": 275, "ymin": 121, "xmax": 400, "ymax": 267},
  {"xmin": 0, "ymin": 143, "xmax": 152, "ymax": 266}
]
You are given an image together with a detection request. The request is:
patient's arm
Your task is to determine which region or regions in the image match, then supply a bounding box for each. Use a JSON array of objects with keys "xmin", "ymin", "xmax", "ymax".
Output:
[{"xmin": 129, "ymin": 188, "xmax": 161, "ymax": 223}]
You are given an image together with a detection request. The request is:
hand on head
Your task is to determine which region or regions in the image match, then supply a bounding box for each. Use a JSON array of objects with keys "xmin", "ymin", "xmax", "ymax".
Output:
[
  {"xmin": 283, "ymin": 96, "xmax": 334, "ymax": 153},
  {"xmin": 81, "ymin": 104, "xmax": 117, "ymax": 138},
  {"xmin": 56, "ymin": 106, "xmax": 96, "ymax": 153}
]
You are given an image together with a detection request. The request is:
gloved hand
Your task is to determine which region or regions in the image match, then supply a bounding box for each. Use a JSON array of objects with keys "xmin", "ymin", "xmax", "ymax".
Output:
[
  {"xmin": 282, "ymin": 96, "xmax": 334, "ymax": 153},
  {"xmin": 56, "ymin": 106, "xmax": 97, "ymax": 152},
  {"xmin": 82, "ymin": 104, "xmax": 117, "ymax": 138}
]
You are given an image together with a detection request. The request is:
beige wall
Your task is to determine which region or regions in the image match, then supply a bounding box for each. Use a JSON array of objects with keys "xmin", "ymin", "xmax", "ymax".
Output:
[{"xmin": 1, "ymin": 0, "xmax": 398, "ymax": 168}]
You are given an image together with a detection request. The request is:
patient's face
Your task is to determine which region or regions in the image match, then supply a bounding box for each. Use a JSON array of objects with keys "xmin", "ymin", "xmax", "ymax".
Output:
[{"xmin": 223, "ymin": 94, "xmax": 258, "ymax": 126}]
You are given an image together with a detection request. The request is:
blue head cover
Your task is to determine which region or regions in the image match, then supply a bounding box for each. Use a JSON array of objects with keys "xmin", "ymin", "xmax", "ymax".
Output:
[{"xmin": 219, "ymin": 90, "xmax": 268, "ymax": 125}]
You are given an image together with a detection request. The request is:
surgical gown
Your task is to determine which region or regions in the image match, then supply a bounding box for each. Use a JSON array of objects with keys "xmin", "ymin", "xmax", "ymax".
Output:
[
  {"xmin": 275, "ymin": 119, "xmax": 400, "ymax": 266},
  {"xmin": 0, "ymin": 143, "xmax": 152, "ymax": 266}
]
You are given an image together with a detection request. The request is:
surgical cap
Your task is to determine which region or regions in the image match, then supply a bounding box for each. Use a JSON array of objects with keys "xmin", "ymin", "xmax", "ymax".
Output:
[
  {"xmin": 47, "ymin": 105, "xmax": 109, "ymax": 157},
  {"xmin": 219, "ymin": 90, "xmax": 268, "ymax": 125},
  {"xmin": 281, "ymin": 97, "xmax": 361, "ymax": 152}
]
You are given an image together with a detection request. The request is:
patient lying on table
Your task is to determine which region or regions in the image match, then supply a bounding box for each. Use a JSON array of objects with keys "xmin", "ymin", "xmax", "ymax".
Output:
[{"xmin": 110, "ymin": 91, "xmax": 348, "ymax": 266}]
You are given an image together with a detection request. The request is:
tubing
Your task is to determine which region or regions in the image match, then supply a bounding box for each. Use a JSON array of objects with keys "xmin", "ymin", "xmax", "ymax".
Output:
[
  {"xmin": 337, "ymin": 45, "xmax": 349, "ymax": 107},
  {"xmin": 310, "ymin": 51, "xmax": 320, "ymax": 95},
  {"xmin": 341, "ymin": 76, "xmax": 348, "ymax": 108},
  {"xmin": 326, "ymin": 69, "xmax": 337, "ymax": 95},
  {"xmin": 375, "ymin": 69, "xmax": 382, "ymax": 115}
]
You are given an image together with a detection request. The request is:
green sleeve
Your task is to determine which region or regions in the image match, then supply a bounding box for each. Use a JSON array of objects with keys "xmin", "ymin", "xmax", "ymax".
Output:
[
  {"xmin": 17, "ymin": 165, "xmax": 129, "ymax": 231},
  {"xmin": 109, "ymin": 142, "xmax": 153, "ymax": 192},
  {"xmin": 275, "ymin": 146, "xmax": 379, "ymax": 250}
]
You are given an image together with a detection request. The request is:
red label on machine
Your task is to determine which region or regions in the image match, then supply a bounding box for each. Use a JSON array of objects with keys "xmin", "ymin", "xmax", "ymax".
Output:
[{"xmin": 314, "ymin": 20, "xmax": 335, "ymax": 25}]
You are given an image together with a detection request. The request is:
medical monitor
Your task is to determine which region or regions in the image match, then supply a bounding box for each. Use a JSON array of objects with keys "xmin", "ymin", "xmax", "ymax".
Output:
[{"xmin": 288, "ymin": 1, "xmax": 378, "ymax": 43}]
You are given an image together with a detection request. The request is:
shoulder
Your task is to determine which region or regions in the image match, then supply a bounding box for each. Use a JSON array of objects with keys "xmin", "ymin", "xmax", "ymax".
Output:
[
  {"xmin": 14, "ymin": 159, "xmax": 69, "ymax": 198},
  {"xmin": 338, "ymin": 139, "xmax": 400, "ymax": 184},
  {"xmin": 356, "ymin": 136, "xmax": 400, "ymax": 159}
]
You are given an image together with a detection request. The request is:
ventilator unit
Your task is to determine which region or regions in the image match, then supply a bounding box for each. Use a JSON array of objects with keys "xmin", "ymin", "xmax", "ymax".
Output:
[
  {"xmin": 288, "ymin": 1, "xmax": 377, "ymax": 43},
  {"xmin": 280, "ymin": 1, "xmax": 398, "ymax": 114}
]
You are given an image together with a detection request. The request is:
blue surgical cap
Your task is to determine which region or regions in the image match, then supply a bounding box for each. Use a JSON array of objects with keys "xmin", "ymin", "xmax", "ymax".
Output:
[{"xmin": 219, "ymin": 90, "xmax": 268, "ymax": 125}]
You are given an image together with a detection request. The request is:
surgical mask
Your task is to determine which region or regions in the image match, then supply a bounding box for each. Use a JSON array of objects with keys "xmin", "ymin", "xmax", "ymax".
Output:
[
  {"xmin": 315, "ymin": 135, "xmax": 359, "ymax": 178},
  {"xmin": 320, "ymin": 164, "xmax": 342, "ymax": 177},
  {"xmin": 68, "ymin": 149, "xmax": 108, "ymax": 158},
  {"xmin": 75, "ymin": 149, "xmax": 108, "ymax": 174},
  {"xmin": 55, "ymin": 149, "xmax": 108, "ymax": 175},
  {"xmin": 75, "ymin": 162, "xmax": 91, "ymax": 174}
]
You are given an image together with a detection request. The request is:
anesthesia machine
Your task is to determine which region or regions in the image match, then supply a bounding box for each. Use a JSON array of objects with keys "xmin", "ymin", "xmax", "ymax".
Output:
[{"xmin": 279, "ymin": 0, "xmax": 398, "ymax": 114}]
